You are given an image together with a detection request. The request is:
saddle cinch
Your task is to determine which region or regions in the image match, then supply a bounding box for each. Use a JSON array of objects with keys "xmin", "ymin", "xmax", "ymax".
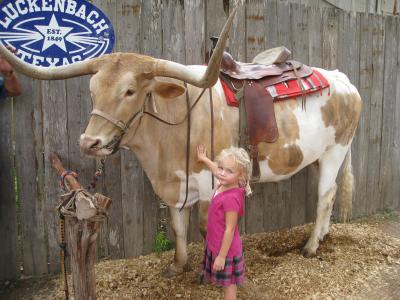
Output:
[{"xmin": 218, "ymin": 46, "xmax": 313, "ymax": 182}]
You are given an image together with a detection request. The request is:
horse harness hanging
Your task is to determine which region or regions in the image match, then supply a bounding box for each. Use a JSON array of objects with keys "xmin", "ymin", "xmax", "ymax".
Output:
[
  {"xmin": 57, "ymin": 160, "xmax": 106, "ymax": 300},
  {"xmin": 90, "ymin": 84, "xmax": 213, "ymax": 211}
]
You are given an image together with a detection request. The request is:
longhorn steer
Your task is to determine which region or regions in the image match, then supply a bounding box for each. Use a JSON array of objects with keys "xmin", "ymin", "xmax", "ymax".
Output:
[{"xmin": 1, "ymin": 10, "xmax": 361, "ymax": 276}]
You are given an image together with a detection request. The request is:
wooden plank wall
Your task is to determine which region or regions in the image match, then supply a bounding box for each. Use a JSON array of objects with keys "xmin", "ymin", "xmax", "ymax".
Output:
[
  {"xmin": 285, "ymin": 0, "xmax": 400, "ymax": 15},
  {"xmin": 0, "ymin": 99, "xmax": 17, "ymax": 281},
  {"xmin": 1, "ymin": 0, "xmax": 399, "ymax": 280}
]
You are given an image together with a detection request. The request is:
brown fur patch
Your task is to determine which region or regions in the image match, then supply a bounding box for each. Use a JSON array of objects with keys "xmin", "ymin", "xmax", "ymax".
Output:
[
  {"xmin": 258, "ymin": 100, "xmax": 304, "ymax": 175},
  {"xmin": 321, "ymin": 92, "xmax": 362, "ymax": 145}
]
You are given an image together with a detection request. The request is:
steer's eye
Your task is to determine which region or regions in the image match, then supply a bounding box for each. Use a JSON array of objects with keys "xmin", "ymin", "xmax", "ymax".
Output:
[{"xmin": 126, "ymin": 89, "xmax": 135, "ymax": 97}]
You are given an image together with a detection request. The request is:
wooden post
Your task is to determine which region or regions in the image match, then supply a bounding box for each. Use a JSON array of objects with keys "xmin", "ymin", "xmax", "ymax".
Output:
[{"xmin": 50, "ymin": 154, "xmax": 111, "ymax": 300}]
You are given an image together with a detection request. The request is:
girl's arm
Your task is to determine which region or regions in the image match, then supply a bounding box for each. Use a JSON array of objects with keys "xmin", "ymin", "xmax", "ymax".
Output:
[
  {"xmin": 212, "ymin": 211, "xmax": 238, "ymax": 271},
  {"xmin": 197, "ymin": 144, "xmax": 218, "ymax": 176}
]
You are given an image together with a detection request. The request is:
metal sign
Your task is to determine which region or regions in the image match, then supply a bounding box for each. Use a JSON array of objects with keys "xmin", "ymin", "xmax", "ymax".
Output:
[{"xmin": 0, "ymin": 0, "xmax": 115, "ymax": 67}]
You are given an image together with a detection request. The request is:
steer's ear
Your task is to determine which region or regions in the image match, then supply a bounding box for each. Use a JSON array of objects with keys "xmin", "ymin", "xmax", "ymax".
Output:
[{"xmin": 151, "ymin": 80, "xmax": 186, "ymax": 99}]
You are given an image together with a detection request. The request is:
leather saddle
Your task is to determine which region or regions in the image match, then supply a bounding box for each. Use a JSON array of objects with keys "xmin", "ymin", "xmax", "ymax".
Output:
[{"xmin": 218, "ymin": 49, "xmax": 313, "ymax": 181}]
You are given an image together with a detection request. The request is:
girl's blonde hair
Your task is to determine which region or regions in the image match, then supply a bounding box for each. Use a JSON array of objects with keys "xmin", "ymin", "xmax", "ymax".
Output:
[{"xmin": 216, "ymin": 147, "xmax": 252, "ymax": 196}]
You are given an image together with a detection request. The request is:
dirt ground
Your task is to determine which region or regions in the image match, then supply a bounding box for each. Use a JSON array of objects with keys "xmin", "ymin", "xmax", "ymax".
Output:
[{"xmin": 1, "ymin": 211, "xmax": 399, "ymax": 300}]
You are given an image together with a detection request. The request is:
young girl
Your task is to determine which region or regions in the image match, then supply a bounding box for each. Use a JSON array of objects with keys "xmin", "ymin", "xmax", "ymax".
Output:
[{"xmin": 197, "ymin": 144, "xmax": 252, "ymax": 300}]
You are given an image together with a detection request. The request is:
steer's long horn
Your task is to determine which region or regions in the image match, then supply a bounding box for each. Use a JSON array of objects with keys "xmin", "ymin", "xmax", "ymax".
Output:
[
  {"xmin": 153, "ymin": 8, "xmax": 236, "ymax": 88},
  {"xmin": 0, "ymin": 43, "xmax": 99, "ymax": 80}
]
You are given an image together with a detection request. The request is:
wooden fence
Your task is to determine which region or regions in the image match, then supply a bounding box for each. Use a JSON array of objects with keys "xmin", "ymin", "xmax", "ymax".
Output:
[
  {"xmin": 283, "ymin": 0, "xmax": 400, "ymax": 15},
  {"xmin": 0, "ymin": 0, "xmax": 399, "ymax": 281}
]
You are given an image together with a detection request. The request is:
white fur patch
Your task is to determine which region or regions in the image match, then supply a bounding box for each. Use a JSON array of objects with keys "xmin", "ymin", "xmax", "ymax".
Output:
[
  {"xmin": 174, "ymin": 169, "xmax": 214, "ymax": 208},
  {"xmin": 317, "ymin": 144, "xmax": 349, "ymax": 196},
  {"xmin": 258, "ymin": 88, "xmax": 337, "ymax": 182}
]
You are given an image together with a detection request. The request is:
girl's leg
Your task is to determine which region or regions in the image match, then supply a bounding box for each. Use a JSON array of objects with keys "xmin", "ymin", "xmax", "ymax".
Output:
[{"xmin": 224, "ymin": 284, "xmax": 237, "ymax": 300}]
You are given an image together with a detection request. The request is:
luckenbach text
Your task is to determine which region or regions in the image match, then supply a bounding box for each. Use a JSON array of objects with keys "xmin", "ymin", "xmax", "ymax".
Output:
[{"xmin": 0, "ymin": 0, "xmax": 109, "ymax": 34}]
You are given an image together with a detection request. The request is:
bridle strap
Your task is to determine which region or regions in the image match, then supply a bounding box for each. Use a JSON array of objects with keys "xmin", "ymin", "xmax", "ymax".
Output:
[
  {"xmin": 89, "ymin": 86, "xmax": 211, "ymax": 211},
  {"xmin": 91, "ymin": 108, "xmax": 144, "ymax": 133},
  {"xmin": 209, "ymin": 88, "xmax": 215, "ymax": 189},
  {"xmin": 91, "ymin": 87, "xmax": 207, "ymax": 136},
  {"xmin": 143, "ymin": 88, "xmax": 207, "ymax": 126},
  {"xmin": 177, "ymin": 86, "xmax": 215, "ymax": 210},
  {"xmin": 90, "ymin": 107, "xmax": 144, "ymax": 154},
  {"xmin": 179, "ymin": 82, "xmax": 191, "ymax": 212},
  {"xmin": 91, "ymin": 109, "xmax": 128, "ymax": 131}
]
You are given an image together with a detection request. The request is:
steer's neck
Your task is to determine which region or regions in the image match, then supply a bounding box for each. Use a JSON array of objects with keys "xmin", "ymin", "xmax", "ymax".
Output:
[{"xmin": 122, "ymin": 81, "xmax": 239, "ymax": 205}]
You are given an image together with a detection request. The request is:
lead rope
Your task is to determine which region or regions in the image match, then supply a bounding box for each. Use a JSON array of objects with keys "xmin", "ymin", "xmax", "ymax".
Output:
[
  {"xmin": 87, "ymin": 158, "xmax": 106, "ymax": 192},
  {"xmin": 59, "ymin": 214, "xmax": 68, "ymax": 300}
]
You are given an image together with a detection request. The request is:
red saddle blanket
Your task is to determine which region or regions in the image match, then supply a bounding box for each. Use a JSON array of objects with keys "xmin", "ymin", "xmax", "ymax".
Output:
[{"xmin": 221, "ymin": 69, "xmax": 330, "ymax": 107}]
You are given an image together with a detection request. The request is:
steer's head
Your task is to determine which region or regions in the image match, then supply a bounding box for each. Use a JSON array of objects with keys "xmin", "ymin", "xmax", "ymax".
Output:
[
  {"xmin": 0, "ymin": 9, "xmax": 236, "ymax": 157},
  {"xmin": 80, "ymin": 53, "xmax": 189, "ymax": 157}
]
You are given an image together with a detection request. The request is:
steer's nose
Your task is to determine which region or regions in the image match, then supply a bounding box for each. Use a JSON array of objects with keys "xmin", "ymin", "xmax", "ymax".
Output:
[{"xmin": 79, "ymin": 135, "xmax": 101, "ymax": 153}]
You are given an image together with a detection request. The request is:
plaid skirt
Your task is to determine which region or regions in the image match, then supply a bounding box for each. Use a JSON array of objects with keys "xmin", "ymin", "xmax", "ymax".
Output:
[{"xmin": 203, "ymin": 246, "xmax": 245, "ymax": 287}]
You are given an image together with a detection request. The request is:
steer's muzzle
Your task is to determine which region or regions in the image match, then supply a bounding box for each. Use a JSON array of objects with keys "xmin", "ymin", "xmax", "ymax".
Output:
[{"xmin": 79, "ymin": 134, "xmax": 104, "ymax": 156}]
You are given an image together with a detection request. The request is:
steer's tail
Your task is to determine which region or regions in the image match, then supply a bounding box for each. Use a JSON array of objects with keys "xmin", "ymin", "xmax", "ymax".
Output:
[{"xmin": 338, "ymin": 148, "xmax": 353, "ymax": 222}]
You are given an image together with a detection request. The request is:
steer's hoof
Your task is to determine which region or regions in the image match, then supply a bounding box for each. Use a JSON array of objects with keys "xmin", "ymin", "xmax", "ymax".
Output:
[
  {"xmin": 196, "ymin": 271, "xmax": 206, "ymax": 285},
  {"xmin": 161, "ymin": 264, "xmax": 184, "ymax": 278},
  {"xmin": 183, "ymin": 264, "xmax": 191, "ymax": 272},
  {"xmin": 301, "ymin": 247, "xmax": 317, "ymax": 258}
]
